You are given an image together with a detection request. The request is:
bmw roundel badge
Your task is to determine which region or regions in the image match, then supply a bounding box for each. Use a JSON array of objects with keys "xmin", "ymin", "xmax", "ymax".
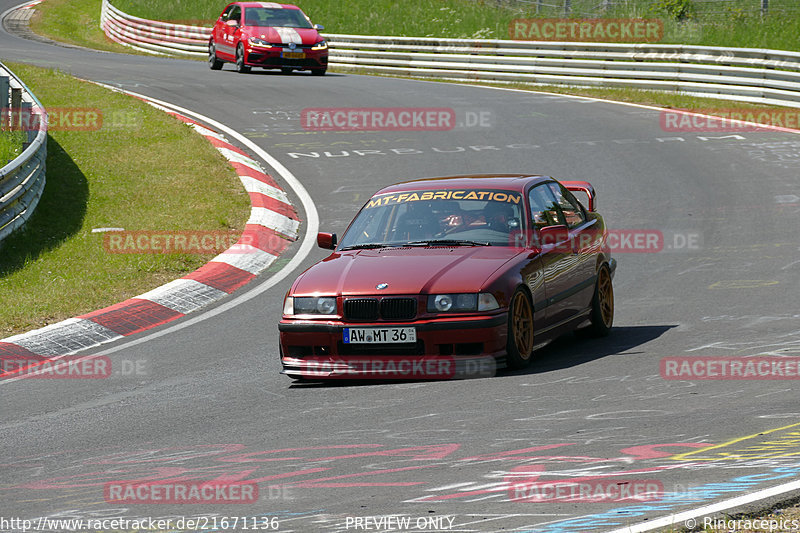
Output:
[{"xmin": 376, "ymin": 283, "xmax": 389, "ymax": 290}]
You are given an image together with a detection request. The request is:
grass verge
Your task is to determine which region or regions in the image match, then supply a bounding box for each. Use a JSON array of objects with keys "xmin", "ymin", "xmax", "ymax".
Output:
[
  {"xmin": 0, "ymin": 62, "xmax": 249, "ymax": 337},
  {"xmin": 0, "ymin": 130, "xmax": 26, "ymax": 166},
  {"xmin": 28, "ymin": 0, "xmax": 151, "ymax": 55}
]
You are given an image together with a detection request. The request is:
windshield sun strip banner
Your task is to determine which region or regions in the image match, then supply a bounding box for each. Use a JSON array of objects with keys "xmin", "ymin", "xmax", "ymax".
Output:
[{"xmin": 365, "ymin": 190, "xmax": 523, "ymax": 209}]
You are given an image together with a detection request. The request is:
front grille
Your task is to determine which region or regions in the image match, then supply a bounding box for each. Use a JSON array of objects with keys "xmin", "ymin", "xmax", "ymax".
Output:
[
  {"xmin": 344, "ymin": 298, "xmax": 379, "ymax": 320},
  {"xmin": 344, "ymin": 297, "xmax": 418, "ymax": 321},
  {"xmin": 380, "ymin": 298, "xmax": 417, "ymax": 320}
]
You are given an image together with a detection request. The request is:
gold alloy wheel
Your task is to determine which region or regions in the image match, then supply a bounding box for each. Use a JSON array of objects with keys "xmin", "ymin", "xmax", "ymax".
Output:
[
  {"xmin": 512, "ymin": 291, "xmax": 534, "ymax": 359},
  {"xmin": 598, "ymin": 267, "xmax": 614, "ymax": 328}
]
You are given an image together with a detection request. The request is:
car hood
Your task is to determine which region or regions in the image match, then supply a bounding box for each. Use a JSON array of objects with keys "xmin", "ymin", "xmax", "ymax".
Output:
[
  {"xmin": 292, "ymin": 247, "xmax": 521, "ymax": 296},
  {"xmin": 245, "ymin": 26, "xmax": 321, "ymax": 46}
]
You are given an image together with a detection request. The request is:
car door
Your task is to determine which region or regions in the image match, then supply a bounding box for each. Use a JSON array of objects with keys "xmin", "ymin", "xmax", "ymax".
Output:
[
  {"xmin": 522, "ymin": 183, "xmax": 568, "ymax": 331},
  {"xmin": 218, "ymin": 4, "xmax": 241, "ymax": 60},
  {"xmin": 544, "ymin": 181, "xmax": 597, "ymax": 320}
]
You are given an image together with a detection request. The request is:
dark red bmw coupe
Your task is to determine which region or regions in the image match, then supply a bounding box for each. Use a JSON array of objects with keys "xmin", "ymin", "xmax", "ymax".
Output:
[{"xmin": 279, "ymin": 175, "xmax": 616, "ymax": 380}]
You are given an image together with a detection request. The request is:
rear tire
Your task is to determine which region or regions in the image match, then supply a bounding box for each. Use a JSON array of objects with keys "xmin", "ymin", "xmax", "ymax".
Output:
[
  {"xmin": 311, "ymin": 68, "xmax": 327, "ymax": 76},
  {"xmin": 235, "ymin": 44, "xmax": 251, "ymax": 73},
  {"xmin": 208, "ymin": 42, "xmax": 223, "ymax": 70},
  {"xmin": 281, "ymin": 67, "xmax": 293, "ymax": 74},
  {"xmin": 506, "ymin": 287, "xmax": 534, "ymax": 369},
  {"xmin": 586, "ymin": 264, "xmax": 614, "ymax": 337}
]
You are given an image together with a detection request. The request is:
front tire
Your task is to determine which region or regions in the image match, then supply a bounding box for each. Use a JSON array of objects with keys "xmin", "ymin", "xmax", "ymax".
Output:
[
  {"xmin": 311, "ymin": 68, "xmax": 327, "ymax": 76},
  {"xmin": 208, "ymin": 42, "xmax": 223, "ymax": 70},
  {"xmin": 586, "ymin": 264, "xmax": 614, "ymax": 337},
  {"xmin": 506, "ymin": 287, "xmax": 534, "ymax": 369},
  {"xmin": 235, "ymin": 44, "xmax": 251, "ymax": 73}
]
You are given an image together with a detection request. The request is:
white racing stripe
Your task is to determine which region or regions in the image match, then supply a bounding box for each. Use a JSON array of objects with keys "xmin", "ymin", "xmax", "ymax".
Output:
[{"xmin": 275, "ymin": 26, "xmax": 302, "ymax": 44}]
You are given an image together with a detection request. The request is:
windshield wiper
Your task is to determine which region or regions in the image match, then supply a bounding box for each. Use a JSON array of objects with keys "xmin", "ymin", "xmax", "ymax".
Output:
[
  {"xmin": 340, "ymin": 243, "xmax": 401, "ymax": 250},
  {"xmin": 406, "ymin": 239, "xmax": 491, "ymax": 247}
]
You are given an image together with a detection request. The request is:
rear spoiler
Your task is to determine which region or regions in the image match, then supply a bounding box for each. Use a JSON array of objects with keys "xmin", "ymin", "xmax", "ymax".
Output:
[{"xmin": 561, "ymin": 181, "xmax": 596, "ymax": 211}]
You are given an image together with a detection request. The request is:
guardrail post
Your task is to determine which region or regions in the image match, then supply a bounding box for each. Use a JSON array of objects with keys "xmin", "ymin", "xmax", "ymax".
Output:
[
  {"xmin": 0, "ymin": 75, "xmax": 8, "ymax": 130},
  {"xmin": 21, "ymin": 102, "xmax": 33, "ymax": 148},
  {"xmin": 761, "ymin": 0, "xmax": 768, "ymax": 15},
  {"xmin": 10, "ymin": 86, "xmax": 22, "ymax": 130},
  {"xmin": 563, "ymin": 0, "xmax": 571, "ymax": 16}
]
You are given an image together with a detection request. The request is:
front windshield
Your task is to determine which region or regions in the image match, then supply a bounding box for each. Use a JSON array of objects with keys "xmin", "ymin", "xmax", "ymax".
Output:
[
  {"xmin": 338, "ymin": 189, "xmax": 525, "ymax": 248},
  {"xmin": 244, "ymin": 7, "xmax": 313, "ymax": 28}
]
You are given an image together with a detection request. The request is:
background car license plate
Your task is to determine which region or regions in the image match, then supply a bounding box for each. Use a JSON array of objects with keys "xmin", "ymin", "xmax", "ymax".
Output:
[
  {"xmin": 344, "ymin": 327, "xmax": 416, "ymax": 344},
  {"xmin": 282, "ymin": 51, "xmax": 305, "ymax": 59}
]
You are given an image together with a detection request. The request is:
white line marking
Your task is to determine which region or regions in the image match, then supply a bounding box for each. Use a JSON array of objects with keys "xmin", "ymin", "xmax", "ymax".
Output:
[{"xmin": 606, "ymin": 479, "xmax": 800, "ymax": 533}]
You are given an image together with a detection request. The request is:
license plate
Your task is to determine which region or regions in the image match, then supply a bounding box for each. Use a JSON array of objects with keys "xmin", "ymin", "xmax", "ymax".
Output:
[
  {"xmin": 343, "ymin": 327, "xmax": 417, "ymax": 344},
  {"xmin": 282, "ymin": 51, "xmax": 305, "ymax": 59}
]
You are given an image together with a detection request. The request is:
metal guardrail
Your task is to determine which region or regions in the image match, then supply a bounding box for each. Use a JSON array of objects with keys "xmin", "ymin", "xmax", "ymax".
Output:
[
  {"xmin": 0, "ymin": 62, "xmax": 47, "ymax": 244},
  {"xmin": 101, "ymin": 0, "xmax": 209, "ymax": 56},
  {"xmin": 99, "ymin": 0, "xmax": 800, "ymax": 108}
]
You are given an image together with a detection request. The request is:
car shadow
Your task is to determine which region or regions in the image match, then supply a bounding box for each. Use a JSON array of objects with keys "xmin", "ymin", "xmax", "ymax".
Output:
[
  {"xmin": 221, "ymin": 67, "xmax": 344, "ymax": 77},
  {"xmin": 507, "ymin": 324, "xmax": 677, "ymax": 376},
  {"xmin": 288, "ymin": 325, "xmax": 677, "ymax": 388}
]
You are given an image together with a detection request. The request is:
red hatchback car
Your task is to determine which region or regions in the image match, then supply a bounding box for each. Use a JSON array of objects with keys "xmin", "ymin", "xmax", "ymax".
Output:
[
  {"xmin": 279, "ymin": 175, "xmax": 616, "ymax": 380},
  {"xmin": 209, "ymin": 2, "xmax": 328, "ymax": 75}
]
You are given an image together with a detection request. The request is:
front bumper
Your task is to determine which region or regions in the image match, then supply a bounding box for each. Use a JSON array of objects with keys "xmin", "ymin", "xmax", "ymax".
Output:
[
  {"xmin": 245, "ymin": 46, "xmax": 328, "ymax": 70},
  {"xmin": 279, "ymin": 314, "xmax": 507, "ymax": 380}
]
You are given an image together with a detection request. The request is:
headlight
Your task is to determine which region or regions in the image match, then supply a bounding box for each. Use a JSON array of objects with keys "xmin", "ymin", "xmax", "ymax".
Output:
[
  {"xmin": 428, "ymin": 293, "xmax": 498, "ymax": 313},
  {"xmin": 249, "ymin": 37, "xmax": 273, "ymax": 47},
  {"xmin": 284, "ymin": 296, "xmax": 337, "ymax": 316},
  {"xmin": 311, "ymin": 40, "xmax": 327, "ymax": 50}
]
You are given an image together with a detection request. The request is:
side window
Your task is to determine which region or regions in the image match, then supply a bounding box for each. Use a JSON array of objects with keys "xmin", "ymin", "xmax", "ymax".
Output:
[
  {"xmin": 546, "ymin": 182, "xmax": 586, "ymax": 229},
  {"xmin": 528, "ymin": 184, "xmax": 564, "ymax": 229},
  {"xmin": 229, "ymin": 5, "xmax": 241, "ymax": 23},
  {"xmin": 221, "ymin": 5, "xmax": 234, "ymax": 21}
]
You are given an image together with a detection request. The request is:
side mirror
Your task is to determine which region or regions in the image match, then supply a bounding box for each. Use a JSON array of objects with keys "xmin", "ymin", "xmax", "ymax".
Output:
[
  {"xmin": 225, "ymin": 19, "xmax": 239, "ymax": 27},
  {"xmin": 313, "ymin": 24, "xmax": 325, "ymax": 31},
  {"xmin": 539, "ymin": 225, "xmax": 570, "ymax": 251},
  {"xmin": 317, "ymin": 232, "xmax": 337, "ymax": 250}
]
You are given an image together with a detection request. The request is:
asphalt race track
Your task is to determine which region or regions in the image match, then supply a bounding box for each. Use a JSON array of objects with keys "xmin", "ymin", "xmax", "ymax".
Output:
[{"xmin": 3, "ymin": 2, "xmax": 800, "ymax": 531}]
